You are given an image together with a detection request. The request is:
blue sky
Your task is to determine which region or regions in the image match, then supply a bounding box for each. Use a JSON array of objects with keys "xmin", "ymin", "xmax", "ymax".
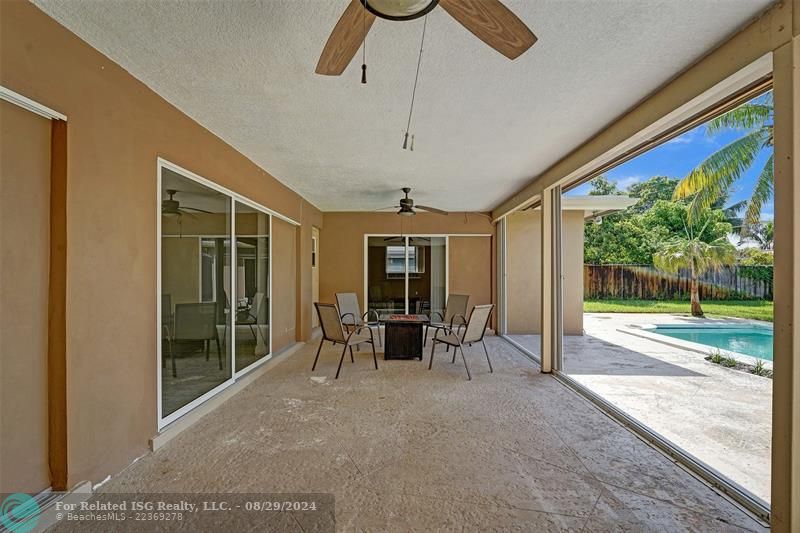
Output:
[{"xmin": 567, "ymin": 95, "xmax": 774, "ymax": 221}]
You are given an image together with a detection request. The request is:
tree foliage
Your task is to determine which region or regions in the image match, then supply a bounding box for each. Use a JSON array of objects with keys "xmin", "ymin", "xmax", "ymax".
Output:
[
  {"xmin": 673, "ymin": 92, "xmax": 773, "ymax": 229},
  {"xmin": 583, "ymin": 174, "xmax": 732, "ymax": 265}
]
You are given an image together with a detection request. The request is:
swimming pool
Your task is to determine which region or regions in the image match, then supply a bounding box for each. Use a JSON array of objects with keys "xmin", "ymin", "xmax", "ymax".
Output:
[{"xmin": 650, "ymin": 324, "xmax": 773, "ymax": 360}]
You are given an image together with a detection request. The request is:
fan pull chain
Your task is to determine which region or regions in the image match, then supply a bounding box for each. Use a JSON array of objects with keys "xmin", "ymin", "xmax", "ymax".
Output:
[
  {"xmin": 361, "ymin": 0, "xmax": 367, "ymax": 84},
  {"xmin": 403, "ymin": 15, "xmax": 427, "ymax": 150}
]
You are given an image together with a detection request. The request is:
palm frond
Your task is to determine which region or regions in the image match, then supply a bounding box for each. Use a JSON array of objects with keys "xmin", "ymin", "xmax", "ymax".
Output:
[
  {"xmin": 706, "ymin": 103, "xmax": 772, "ymax": 135},
  {"xmin": 743, "ymin": 154, "xmax": 774, "ymax": 230},
  {"xmin": 673, "ymin": 128, "xmax": 770, "ymax": 221},
  {"xmin": 654, "ymin": 235, "xmax": 735, "ymax": 276}
]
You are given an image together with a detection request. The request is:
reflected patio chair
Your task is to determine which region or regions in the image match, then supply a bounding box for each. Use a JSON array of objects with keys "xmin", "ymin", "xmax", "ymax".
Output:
[
  {"xmin": 336, "ymin": 292, "xmax": 382, "ymax": 347},
  {"xmin": 424, "ymin": 294, "xmax": 469, "ymax": 346},
  {"xmin": 237, "ymin": 292, "xmax": 267, "ymax": 344},
  {"xmin": 428, "ymin": 304, "xmax": 494, "ymax": 381},
  {"xmin": 313, "ymin": 303, "xmax": 378, "ymax": 379},
  {"xmin": 172, "ymin": 302, "xmax": 223, "ymax": 378},
  {"xmin": 161, "ymin": 294, "xmax": 174, "ymax": 374}
]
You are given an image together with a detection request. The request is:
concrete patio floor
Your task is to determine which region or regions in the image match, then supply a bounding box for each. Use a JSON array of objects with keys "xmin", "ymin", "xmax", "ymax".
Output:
[
  {"xmin": 509, "ymin": 313, "xmax": 772, "ymax": 505},
  {"xmin": 63, "ymin": 335, "xmax": 766, "ymax": 532}
]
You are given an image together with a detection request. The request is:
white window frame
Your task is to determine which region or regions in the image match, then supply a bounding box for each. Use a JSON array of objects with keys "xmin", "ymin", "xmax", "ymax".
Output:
[{"xmin": 156, "ymin": 158, "xmax": 295, "ymax": 430}]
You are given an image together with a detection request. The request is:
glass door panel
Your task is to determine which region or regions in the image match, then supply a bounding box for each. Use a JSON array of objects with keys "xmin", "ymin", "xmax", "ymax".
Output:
[
  {"xmin": 161, "ymin": 168, "xmax": 232, "ymax": 417},
  {"xmin": 367, "ymin": 236, "xmax": 407, "ymax": 317},
  {"xmin": 408, "ymin": 236, "xmax": 446, "ymax": 318},
  {"xmin": 366, "ymin": 235, "xmax": 447, "ymax": 318},
  {"xmin": 234, "ymin": 202, "xmax": 270, "ymax": 372}
]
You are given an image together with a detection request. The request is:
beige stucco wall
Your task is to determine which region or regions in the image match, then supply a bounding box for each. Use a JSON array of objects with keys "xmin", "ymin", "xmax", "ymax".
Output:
[
  {"xmin": 506, "ymin": 209, "xmax": 584, "ymax": 335},
  {"xmin": 0, "ymin": 0, "xmax": 321, "ymax": 487},
  {"xmin": 0, "ymin": 101, "xmax": 51, "ymax": 493},
  {"xmin": 318, "ymin": 212, "xmax": 495, "ymax": 326}
]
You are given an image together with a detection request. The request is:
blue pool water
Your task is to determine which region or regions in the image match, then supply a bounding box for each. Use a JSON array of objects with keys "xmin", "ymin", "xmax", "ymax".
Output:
[{"xmin": 652, "ymin": 325, "xmax": 774, "ymax": 360}]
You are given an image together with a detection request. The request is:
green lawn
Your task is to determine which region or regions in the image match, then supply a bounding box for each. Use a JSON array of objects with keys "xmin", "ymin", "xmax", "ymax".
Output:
[{"xmin": 584, "ymin": 299, "xmax": 773, "ymax": 322}]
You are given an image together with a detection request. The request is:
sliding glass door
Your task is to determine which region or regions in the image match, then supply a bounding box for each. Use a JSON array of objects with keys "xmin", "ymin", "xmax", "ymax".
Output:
[
  {"xmin": 365, "ymin": 235, "xmax": 446, "ymax": 318},
  {"xmin": 234, "ymin": 202, "xmax": 271, "ymax": 372},
  {"xmin": 159, "ymin": 162, "xmax": 274, "ymax": 426}
]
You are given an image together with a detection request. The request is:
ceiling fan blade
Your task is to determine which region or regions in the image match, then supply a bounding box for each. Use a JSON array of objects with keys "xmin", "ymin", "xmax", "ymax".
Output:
[
  {"xmin": 181, "ymin": 206, "xmax": 214, "ymax": 214},
  {"xmin": 438, "ymin": 0, "xmax": 537, "ymax": 60},
  {"xmin": 416, "ymin": 205, "xmax": 449, "ymax": 215},
  {"xmin": 373, "ymin": 205, "xmax": 401, "ymax": 211},
  {"xmin": 316, "ymin": 0, "xmax": 376, "ymax": 75}
]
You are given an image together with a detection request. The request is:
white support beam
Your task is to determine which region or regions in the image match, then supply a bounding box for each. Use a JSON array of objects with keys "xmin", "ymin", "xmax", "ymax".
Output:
[
  {"xmin": 540, "ymin": 186, "xmax": 563, "ymax": 373},
  {"xmin": 771, "ymin": 30, "xmax": 800, "ymax": 533}
]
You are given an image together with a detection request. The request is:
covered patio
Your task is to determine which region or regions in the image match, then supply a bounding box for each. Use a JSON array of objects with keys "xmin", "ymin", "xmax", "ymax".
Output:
[
  {"xmin": 1, "ymin": 0, "xmax": 798, "ymax": 531},
  {"xmin": 62, "ymin": 336, "xmax": 764, "ymax": 531}
]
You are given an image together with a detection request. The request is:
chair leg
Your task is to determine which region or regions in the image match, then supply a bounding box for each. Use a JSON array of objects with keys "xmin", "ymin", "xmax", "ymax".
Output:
[
  {"xmin": 458, "ymin": 343, "xmax": 471, "ymax": 381},
  {"xmin": 371, "ymin": 341, "xmax": 378, "ymax": 370},
  {"xmin": 216, "ymin": 336, "xmax": 223, "ymax": 370},
  {"xmin": 335, "ymin": 344, "xmax": 348, "ymax": 379},
  {"xmin": 451, "ymin": 345, "xmax": 457, "ymax": 364},
  {"xmin": 167, "ymin": 337, "xmax": 176, "ymax": 378},
  {"xmin": 424, "ymin": 325, "xmax": 429, "ymax": 346},
  {"xmin": 312, "ymin": 338, "xmax": 324, "ymax": 371},
  {"xmin": 249, "ymin": 323, "xmax": 257, "ymax": 341},
  {"xmin": 205, "ymin": 339, "xmax": 210, "ymax": 361},
  {"xmin": 482, "ymin": 340, "xmax": 493, "ymax": 373},
  {"xmin": 349, "ymin": 346, "xmax": 354, "ymax": 363},
  {"xmin": 428, "ymin": 340, "xmax": 436, "ymax": 370}
]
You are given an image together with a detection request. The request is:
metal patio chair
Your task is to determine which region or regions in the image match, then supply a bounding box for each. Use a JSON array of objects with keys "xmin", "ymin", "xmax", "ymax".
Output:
[
  {"xmin": 171, "ymin": 302, "xmax": 223, "ymax": 378},
  {"xmin": 424, "ymin": 293, "xmax": 469, "ymax": 346},
  {"xmin": 336, "ymin": 292, "xmax": 382, "ymax": 347},
  {"xmin": 428, "ymin": 304, "xmax": 494, "ymax": 381},
  {"xmin": 313, "ymin": 302, "xmax": 378, "ymax": 379}
]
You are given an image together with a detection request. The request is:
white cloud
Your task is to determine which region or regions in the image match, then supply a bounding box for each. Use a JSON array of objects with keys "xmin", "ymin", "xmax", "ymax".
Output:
[
  {"xmin": 613, "ymin": 175, "xmax": 643, "ymax": 190},
  {"xmin": 666, "ymin": 131, "xmax": 695, "ymax": 144}
]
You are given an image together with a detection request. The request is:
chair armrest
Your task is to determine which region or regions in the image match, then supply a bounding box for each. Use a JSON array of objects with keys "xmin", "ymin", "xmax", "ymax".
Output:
[
  {"xmin": 346, "ymin": 324, "xmax": 375, "ymax": 343},
  {"xmin": 430, "ymin": 311, "xmax": 444, "ymax": 322},
  {"xmin": 340, "ymin": 312, "xmax": 357, "ymax": 326},
  {"xmin": 363, "ymin": 309, "xmax": 379, "ymax": 323},
  {"xmin": 449, "ymin": 314, "xmax": 467, "ymax": 327}
]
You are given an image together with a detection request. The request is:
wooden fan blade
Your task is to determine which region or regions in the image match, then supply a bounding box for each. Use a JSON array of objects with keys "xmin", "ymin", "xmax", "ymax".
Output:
[
  {"xmin": 439, "ymin": 0, "xmax": 537, "ymax": 60},
  {"xmin": 373, "ymin": 205, "xmax": 401, "ymax": 211},
  {"xmin": 416, "ymin": 205, "xmax": 449, "ymax": 215},
  {"xmin": 316, "ymin": 0, "xmax": 376, "ymax": 75}
]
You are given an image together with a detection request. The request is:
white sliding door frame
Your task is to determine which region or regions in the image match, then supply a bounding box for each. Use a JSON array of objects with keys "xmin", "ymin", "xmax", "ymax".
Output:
[{"xmin": 156, "ymin": 158, "xmax": 295, "ymax": 430}]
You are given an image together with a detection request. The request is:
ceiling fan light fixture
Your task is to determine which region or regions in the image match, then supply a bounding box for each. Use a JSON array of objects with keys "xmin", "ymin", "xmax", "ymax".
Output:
[
  {"xmin": 397, "ymin": 206, "xmax": 415, "ymax": 216},
  {"xmin": 363, "ymin": 0, "xmax": 438, "ymax": 21}
]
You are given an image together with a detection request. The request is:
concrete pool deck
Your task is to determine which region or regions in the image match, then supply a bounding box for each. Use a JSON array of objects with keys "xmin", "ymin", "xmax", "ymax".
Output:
[{"xmin": 508, "ymin": 312, "xmax": 773, "ymax": 504}]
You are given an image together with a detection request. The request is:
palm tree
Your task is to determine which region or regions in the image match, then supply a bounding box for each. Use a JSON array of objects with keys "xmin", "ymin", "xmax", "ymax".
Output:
[
  {"xmin": 739, "ymin": 221, "xmax": 774, "ymax": 250},
  {"xmin": 653, "ymin": 220, "xmax": 736, "ymax": 317},
  {"xmin": 673, "ymin": 92, "xmax": 773, "ymax": 231}
]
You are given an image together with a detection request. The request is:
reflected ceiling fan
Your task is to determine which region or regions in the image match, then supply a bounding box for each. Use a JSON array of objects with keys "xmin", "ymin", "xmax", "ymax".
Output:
[
  {"xmin": 315, "ymin": 0, "xmax": 537, "ymax": 76},
  {"xmin": 161, "ymin": 189, "xmax": 212, "ymax": 218},
  {"xmin": 377, "ymin": 187, "xmax": 448, "ymax": 217}
]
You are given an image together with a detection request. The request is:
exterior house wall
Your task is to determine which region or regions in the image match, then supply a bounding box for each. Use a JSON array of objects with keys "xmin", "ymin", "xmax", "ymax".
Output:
[
  {"xmin": 506, "ymin": 209, "xmax": 584, "ymax": 335},
  {"xmin": 0, "ymin": 0, "xmax": 320, "ymax": 488},
  {"xmin": 318, "ymin": 212, "xmax": 495, "ymax": 327}
]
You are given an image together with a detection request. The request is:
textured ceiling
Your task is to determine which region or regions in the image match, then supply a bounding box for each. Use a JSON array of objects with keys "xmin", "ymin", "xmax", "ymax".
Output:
[{"xmin": 34, "ymin": 0, "xmax": 772, "ymax": 212}]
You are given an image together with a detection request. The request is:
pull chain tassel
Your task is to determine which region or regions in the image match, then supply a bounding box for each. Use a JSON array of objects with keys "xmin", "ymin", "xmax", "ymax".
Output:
[
  {"xmin": 361, "ymin": 64, "xmax": 367, "ymax": 84},
  {"xmin": 410, "ymin": 134, "xmax": 415, "ymax": 151},
  {"xmin": 403, "ymin": 132, "xmax": 409, "ymax": 150}
]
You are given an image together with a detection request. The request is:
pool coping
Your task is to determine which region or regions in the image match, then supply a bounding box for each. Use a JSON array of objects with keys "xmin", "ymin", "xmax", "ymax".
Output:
[{"xmin": 619, "ymin": 323, "xmax": 774, "ymax": 371}]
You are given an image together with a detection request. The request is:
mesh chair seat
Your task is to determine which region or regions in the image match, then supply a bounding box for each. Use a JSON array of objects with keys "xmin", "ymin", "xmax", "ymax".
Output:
[
  {"xmin": 313, "ymin": 302, "xmax": 379, "ymax": 379},
  {"xmin": 428, "ymin": 304, "xmax": 494, "ymax": 381}
]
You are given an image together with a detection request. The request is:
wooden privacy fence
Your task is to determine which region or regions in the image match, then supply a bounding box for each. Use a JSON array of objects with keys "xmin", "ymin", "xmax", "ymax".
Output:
[{"xmin": 584, "ymin": 264, "xmax": 773, "ymax": 300}]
